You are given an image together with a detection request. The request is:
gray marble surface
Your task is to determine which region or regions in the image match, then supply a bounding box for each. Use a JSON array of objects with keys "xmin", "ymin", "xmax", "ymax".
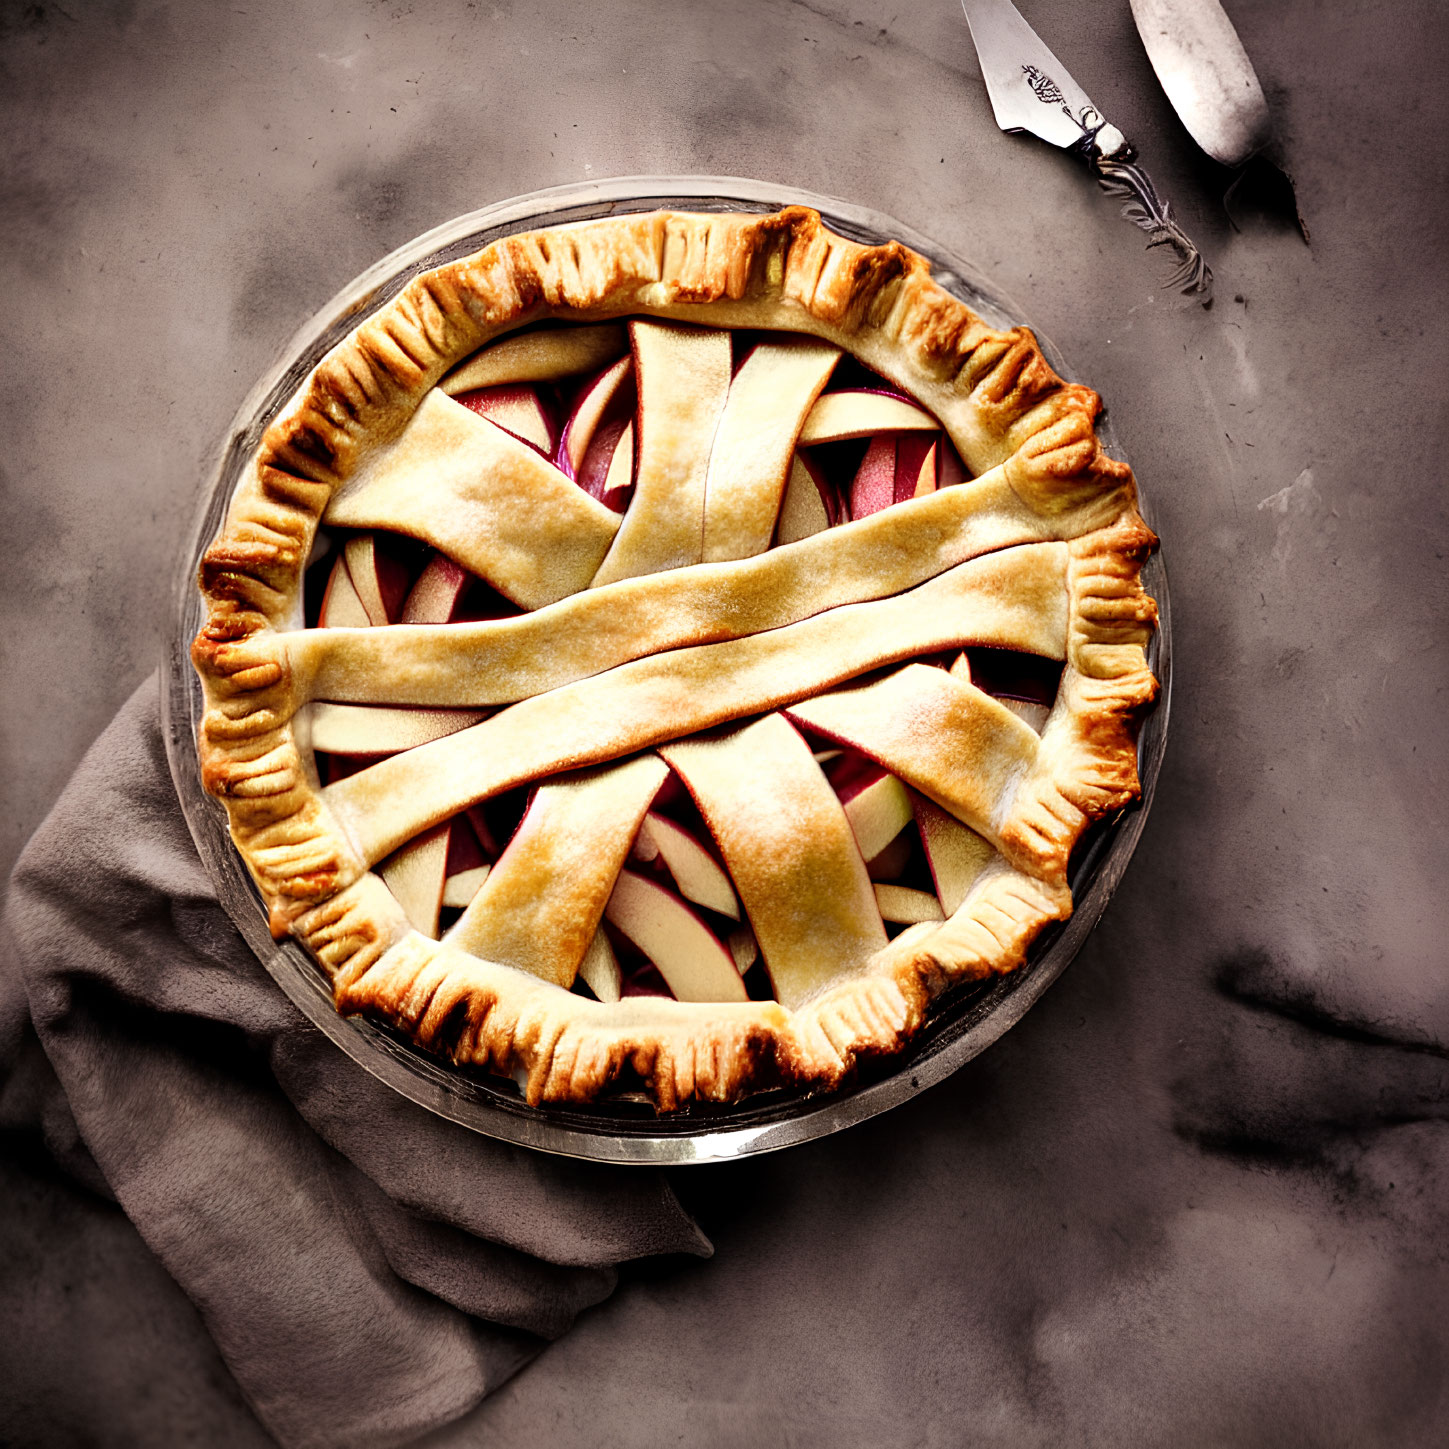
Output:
[{"xmin": 3, "ymin": 0, "xmax": 1447, "ymax": 1444}]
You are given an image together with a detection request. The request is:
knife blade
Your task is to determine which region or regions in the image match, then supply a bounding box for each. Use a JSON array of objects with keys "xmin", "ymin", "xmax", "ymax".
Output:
[{"xmin": 960, "ymin": 0, "xmax": 1212, "ymax": 300}]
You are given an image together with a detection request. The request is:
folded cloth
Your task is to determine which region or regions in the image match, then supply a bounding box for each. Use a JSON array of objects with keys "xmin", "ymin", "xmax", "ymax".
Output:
[{"xmin": 3, "ymin": 674, "xmax": 711, "ymax": 1449}]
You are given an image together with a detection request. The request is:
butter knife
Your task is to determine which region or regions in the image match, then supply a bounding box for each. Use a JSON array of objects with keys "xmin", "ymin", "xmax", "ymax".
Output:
[{"xmin": 960, "ymin": 0, "xmax": 1212, "ymax": 300}]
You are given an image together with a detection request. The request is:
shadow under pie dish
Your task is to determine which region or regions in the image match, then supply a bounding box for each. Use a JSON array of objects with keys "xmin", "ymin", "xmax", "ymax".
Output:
[{"xmin": 190, "ymin": 200, "xmax": 1159, "ymax": 1114}]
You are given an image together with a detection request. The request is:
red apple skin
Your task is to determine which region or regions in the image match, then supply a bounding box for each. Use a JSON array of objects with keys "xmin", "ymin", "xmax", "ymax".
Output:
[
  {"xmin": 938, "ymin": 438, "xmax": 968, "ymax": 489},
  {"xmin": 401, "ymin": 553, "xmax": 470, "ymax": 624},
  {"xmin": 445, "ymin": 812, "xmax": 490, "ymax": 875},
  {"xmin": 576, "ymin": 417, "xmax": 630, "ymax": 503},
  {"xmin": 377, "ymin": 550, "xmax": 413, "ymax": 624},
  {"xmin": 317, "ymin": 751, "xmax": 387, "ymax": 787},
  {"xmin": 822, "ymin": 748, "xmax": 884, "ymax": 800},
  {"xmin": 345, "ymin": 534, "xmax": 415, "ymax": 625},
  {"xmin": 454, "ymin": 384, "xmax": 556, "ymax": 455},
  {"xmin": 847, "ymin": 432, "xmax": 940, "ymax": 519},
  {"xmin": 895, "ymin": 433, "xmax": 937, "ymax": 504},
  {"xmin": 605, "ymin": 870, "xmax": 748, "ymax": 1004},
  {"xmin": 464, "ymin": 804, "xmax": 501, "ymax": 858},
  {"xmin": 849, "ymin": 435, "xmax": 897, "ymax": 519},
  {"xmin": 828, "ymin": 383, "xmax": 912, "ymax": 403},
  {"xmin": 621, "ymin": 962, "xmax": 674, "ymax": 1000},
  {"xmin": 555, "ymin": 358, "xmax": 633, "ymax": 480}
]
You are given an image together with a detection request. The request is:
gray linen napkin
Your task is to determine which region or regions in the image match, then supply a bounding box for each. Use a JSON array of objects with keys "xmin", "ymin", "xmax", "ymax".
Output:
[{"xmin": 3, "ymin": 674, "xmax": 710, "ymax": 1449}]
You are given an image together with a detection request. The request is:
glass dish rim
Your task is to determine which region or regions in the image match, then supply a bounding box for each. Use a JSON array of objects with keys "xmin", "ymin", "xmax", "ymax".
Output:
[{"xmin": 162, "ymin": 174, "xmax": 1172, "ymax": 1165}]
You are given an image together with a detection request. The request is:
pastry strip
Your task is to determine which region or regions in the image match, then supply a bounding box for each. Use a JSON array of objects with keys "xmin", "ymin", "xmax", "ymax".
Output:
[
  {"xmin": 322, "ymin": 547, "xmax": 1066, "ymax": 865},
  {"xmin": 785, "ymin": 665, "xmax": 1042, "ymax": 869},
  {"xmin": 590, "ymin": 322, "xmax": 732, "ymax": 586},
  {"xmin": 660, "ymin": 715, "xmax": 887, "ymax": 1010},
  {"xmin": 290, "ymin": 468, "xmax": 1058, "ymax": 708},
  {"xmin": 447, "ymin": 756, "xmax": 668, "ymax": 988},
  {"xmin": 324, "ymin": 390, "xmax": 620, "ymax": 609},
  {"xmin": 701, "ymin": 339, "xmax": 840, "ymax": 562},
  {"xmin": 306, "ymin": 702, "xmax": 488, "ymax": 754}
]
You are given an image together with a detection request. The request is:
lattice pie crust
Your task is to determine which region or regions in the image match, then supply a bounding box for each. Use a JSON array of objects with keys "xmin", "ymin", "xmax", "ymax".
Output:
[{"xmin": 192, "ymin": 207, "xmax": 1158, "ymax": 1109}]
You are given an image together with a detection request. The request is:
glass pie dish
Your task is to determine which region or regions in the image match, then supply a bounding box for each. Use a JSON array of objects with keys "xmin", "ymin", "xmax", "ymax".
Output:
[{"xmin": 163, "ymin": 176, "xmax": 1170, "ymax": 1164}]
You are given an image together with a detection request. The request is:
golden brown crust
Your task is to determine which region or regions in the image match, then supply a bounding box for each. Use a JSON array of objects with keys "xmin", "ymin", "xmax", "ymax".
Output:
[{"xmin": 192, "ymin": 206, "xmax": 1158, "ymax": 1109}]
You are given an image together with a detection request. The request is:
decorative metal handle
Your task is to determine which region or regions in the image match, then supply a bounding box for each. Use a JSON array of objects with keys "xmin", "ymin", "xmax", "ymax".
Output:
[{"xmin": 1091, "ymin": 146, "xmax": 1213, "ymax": 301}]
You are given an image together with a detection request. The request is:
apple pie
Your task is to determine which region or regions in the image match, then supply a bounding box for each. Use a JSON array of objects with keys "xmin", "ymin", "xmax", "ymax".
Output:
[{"xmin": 192, "ymin": 206, "xmax": 1158, "ymax": 1110}]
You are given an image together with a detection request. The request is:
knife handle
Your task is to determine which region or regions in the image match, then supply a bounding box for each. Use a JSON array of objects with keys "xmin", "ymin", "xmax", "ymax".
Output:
[{"xmin": 1088, "ymin": 146, "xmax": 1213, "ymax": 302}]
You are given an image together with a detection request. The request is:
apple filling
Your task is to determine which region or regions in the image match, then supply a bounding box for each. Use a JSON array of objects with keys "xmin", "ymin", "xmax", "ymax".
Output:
[{"xmin": 297, "ymin": 318, "xmax": 1067, "ymax": 1019}]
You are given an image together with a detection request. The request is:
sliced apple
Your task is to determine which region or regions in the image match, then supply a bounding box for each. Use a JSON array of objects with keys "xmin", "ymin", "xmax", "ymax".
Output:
[
  {"xmin": 454, "ymin": 384, "xmax": 555, "ymax": 455},
  {"xmin": 379, "ymin": 822, "xmax": 450, "ymax": 939},
  {"xmin": 630, "ymin": 817, "xmax": 661, "ymax": 863},
  {"xmin": 776, "ymin": 452, "xmax": 832, "ymax": 544},
  {"xmin": 638, "ymin": 812, "xmax": 739, "ymax": 920},
  {"xmin": 911, "ymin": 792, "xmax": 995, "ymax": 915},
  {"xmin": 343, "ymin": 534, "xmax": 412, "ymax": 626},
  {"xmin": 938, "ymin": 437, "xmax": 969, "ymax": 489},
  {"xmin": 604, "ymin": 870, "xmax": 748, "ymax": 1004},
  {"xmin": 848, "ymin": 435, "xmax": 897, "ymax": 520},
  {"xmin": 575, "ymin": 416, "xmax": 633, "ymax": 506},
  {"xmin": 631, "ymin": 817, "xmax": 660, "ymax": 857},
  {"xmin": 601, "ymin": 419, "xmax": 635, "ymax": 511},
  {"xmin": 896, "ymin": 432, "xmax": 938, "ymax": 502},
  {"xmin": 727, "ymin": 922, "xmax": 758, "ymax": 975},
  {"xmin": 401, "ymin": 553, "xmax": 471, "ymax": 624},
  {"xmin": 829, "ymin": 758, "xmax": 913, "ymax": 862},
  {"xmin": 589, "ymin": 321, "xmax": 732, "ymax": 586},
  {"xmin": 308, "ymin": 702, "xmax": 487, "ymax": 755},
  {"xmin": 797, "ymin": 388, "xmax": 936, "ymax": 444},
  {"xmin": 849, "ymin": 432, "xmax": 940, "ymax": 519},
  {"xmin": 866, "ymin": 831, "xmax": 913, "ymax": 882},
  {"xmin": 441, "ymin": 323, "xmax": 628, "ymax": 393},
  {"xmin": 318, "ymin": 554, "xmax": 371, "ymax": 628},
  {"xmin": 874, "ymin": 883, "xmax": 945, "ymax": 925},
  {"xmin": 442, "ymin": 864, "xmax": 491, "ymax": 908},
  {"xmin": 577, "ymin": 927, "xmax": 622, "ymax": 1004},
  {"xmin": 701, "ymin": 338, "xmax": 839, "ymax": 562},
  {"xmin": 556, "ymin": 356, "xmax": 633, "ymax": 479}
]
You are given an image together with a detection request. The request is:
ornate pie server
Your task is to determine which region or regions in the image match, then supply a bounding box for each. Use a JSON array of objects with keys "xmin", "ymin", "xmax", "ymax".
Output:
[{"xmin": 960, "ymin": 0, "xmax": 1212, "ymax": 300}]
